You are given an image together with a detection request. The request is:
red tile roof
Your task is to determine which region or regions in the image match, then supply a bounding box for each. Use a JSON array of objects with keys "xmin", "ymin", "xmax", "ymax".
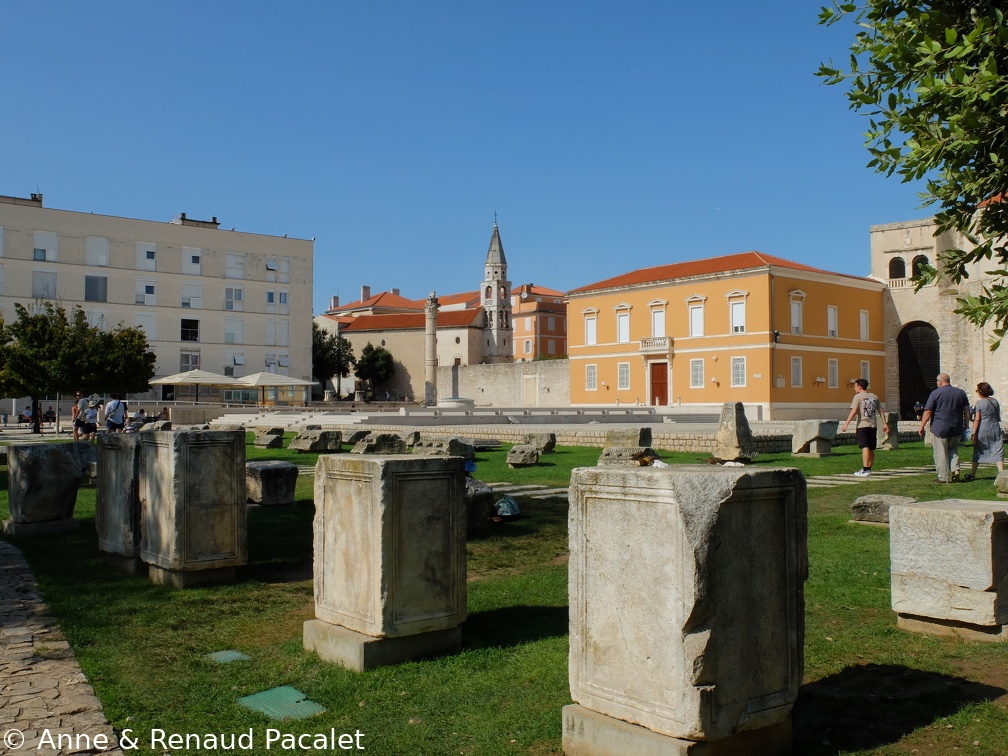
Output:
[
  {"xmin": 342, "ymin": 309, "xmax": 482, "ymax": 332},
  {"xmin": 327, "ymin": 291, "xmax": 424, "ymax": 314},
  {"xmin": 438, "ymin": 290, "xmax": 481, "ymax": 307},
  {"xmin": 568, "ymin": 251, "xmax": 869, "ymax": 295}
]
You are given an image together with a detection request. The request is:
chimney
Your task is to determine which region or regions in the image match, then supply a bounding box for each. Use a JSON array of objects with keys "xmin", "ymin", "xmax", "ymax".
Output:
[
  {"xmin": 330, "ymin": 295, "xmax": 340, "ymax": 310},
  {"xmin": 361, "ymin": 285, "xmax": 371, "ymax": 301},
  {"xmin": 391, "ymin": 288, "xmax": 400, "ymax": 296}
]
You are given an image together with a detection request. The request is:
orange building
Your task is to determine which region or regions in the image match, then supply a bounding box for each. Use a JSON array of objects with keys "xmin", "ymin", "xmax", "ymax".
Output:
[
  {"xmin": 511, "ymin": 283, "xmax": 567, "ymax": 361},
  {"xmin": 567, "ymin": 252, "xmax": 887, "ymax": 420}
]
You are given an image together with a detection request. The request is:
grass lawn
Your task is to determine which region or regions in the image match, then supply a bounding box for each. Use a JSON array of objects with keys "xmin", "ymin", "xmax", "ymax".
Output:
[{"xmin": 3, "ymin": 438, "xmax": 1008, "ymax": 754}]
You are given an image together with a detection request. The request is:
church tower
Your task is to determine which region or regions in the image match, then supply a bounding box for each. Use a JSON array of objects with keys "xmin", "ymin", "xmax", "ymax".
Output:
[{"xmin": 481, "ymin": 221, "xmax": 513, "ymax": 363}]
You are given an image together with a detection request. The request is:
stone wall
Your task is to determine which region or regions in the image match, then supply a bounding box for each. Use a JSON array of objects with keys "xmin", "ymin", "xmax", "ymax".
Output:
[{"xmin": 437, "ymin": 359, "xmax": 569, "ymax": 408}]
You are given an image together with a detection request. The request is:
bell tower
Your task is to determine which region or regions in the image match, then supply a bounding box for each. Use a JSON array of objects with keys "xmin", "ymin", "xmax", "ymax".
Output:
[{"xmin": 481, "ymin": 220, "xmax": 512, "ymax": 363}]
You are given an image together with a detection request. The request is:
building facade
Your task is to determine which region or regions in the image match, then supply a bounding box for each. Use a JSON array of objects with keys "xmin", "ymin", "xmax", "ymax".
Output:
[
  {"xmin": 567, "ymin": 252, "xmax": 887, "ymax": 420},
  {"xmin": 0, "ymin": 193, "xmax": 313, "ymax": 401},
  {"xmin": 512, "ymin": 283, "xmax": 567, "ymax": 361}
]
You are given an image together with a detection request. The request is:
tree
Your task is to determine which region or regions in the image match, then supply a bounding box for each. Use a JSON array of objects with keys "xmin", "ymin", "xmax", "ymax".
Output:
[
  {"xmin": 818, "ymin": 2, "xmax": 1008, "ymax": 345},
  {"xmin": 355, "ymin": 342, "xmax": 395, "ymax": 397},
  {"xmin": 312, "ymin": 322, "xmax": 356, "ymax": 397},
  {"xmin": 0, "ymin": 302, "xmax": 156, "ymax": 433}
]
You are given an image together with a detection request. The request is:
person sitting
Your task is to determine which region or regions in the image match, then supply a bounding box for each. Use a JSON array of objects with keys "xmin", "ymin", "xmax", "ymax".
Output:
[
  {"xmin": 157, "ymin": 407, "xmax": 170, "ymax": 421},
  {"xmin": 126, "ymin": 408, "xmax": 147, "ymax": 432},
  {"xmin": 43, "ymin": 406, "xmax": 56, "ymax": 426}
]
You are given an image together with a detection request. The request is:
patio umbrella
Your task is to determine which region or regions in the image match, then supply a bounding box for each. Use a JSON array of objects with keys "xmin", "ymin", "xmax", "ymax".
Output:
[
  {"xmin": 150, "ymin": 369, "xmax": 239, "ymax": 403},
  {"xmin": 234, "ymin": 371, "xmax": 318, "ymax": 405}
]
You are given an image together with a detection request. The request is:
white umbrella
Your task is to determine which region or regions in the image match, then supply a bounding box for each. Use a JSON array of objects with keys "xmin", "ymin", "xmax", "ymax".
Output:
[
  {"xmin": 151, "ymin": 369, "xmax": 238, "ymax": 403},
  {"xmin": 234, "ymin": 371, "xmax": 317, "ymax": 404}
]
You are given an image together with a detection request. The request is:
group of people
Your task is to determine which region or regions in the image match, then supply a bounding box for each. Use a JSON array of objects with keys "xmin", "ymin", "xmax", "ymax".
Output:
[
  {"xmin": 842, "ymin": 373, "xmax": 1003, "ymax": 483},
  {"xmin": 71, "ymin": 392, "xmax": 170, "ymax": 442}
]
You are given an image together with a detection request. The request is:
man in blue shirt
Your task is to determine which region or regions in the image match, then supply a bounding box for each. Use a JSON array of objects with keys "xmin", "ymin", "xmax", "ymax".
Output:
[{"xmin": 919, "ymin": 372, "xmax": 971, "ymax": 483}]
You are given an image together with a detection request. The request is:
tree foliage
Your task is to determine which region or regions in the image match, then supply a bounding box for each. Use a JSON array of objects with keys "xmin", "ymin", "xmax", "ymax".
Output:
[
  {"xmin": 355, "ymin": 342, "xmax": 395, "ymax": 392},
  {"xmin": 818, "ymin": 1, "xmax": 1008, "ymax": 345},
  {"xmin": 0, "ymin": 302, "xmax": 156, "ymax": 432},
  {"xmin": 312, "ymin": 322, "xmax": 356, "ymax": 396}
]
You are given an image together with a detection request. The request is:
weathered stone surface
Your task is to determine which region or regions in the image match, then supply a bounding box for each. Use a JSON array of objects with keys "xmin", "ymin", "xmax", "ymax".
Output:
[
  {"xmin": 791, "ymin": 420, "xmax": 839, "ymax": 456},
  {"xmin": 892, "ymin": 573, "xmax": 1008, "ymax": 626},
  {"xmin": 311, "ymin": 455, "xmax": 467, "ymax": 638},
  {"xmin": 254, "ymin": 433, "xmax": 284, "ymax": 449},
  {"xmin": 246, "ymin": 460, "xmax": 299, "ymax": 506},
  {"xmin": 604, "ymin": 427, "xmax": 652, "ymax": 449},
  {"xmin": 507, "ymin": 444, "xmax": 539, "ymax": 468},
  {"xmin": 346, "ymin": 429, "xmax": 370, "ymax": 444},
  {"xmin": 524, "ymin": 431, "xmax": 557, "ymax": 454},
  {"xmin": 712, "ymin": 402, "xmax": 758, "ymax": 462},
  {"xmin": 997, "ymin": 470, "xmax": 1008, "ymax": 498},
  {"xmin": 400, "ymin": 430, "xmax": 421, "ymax": 447},
  {"xmin": 471, "ymin": 438, "xmax": 502, "ymax": 452},
  {"xmin": 597, "ymin": 446, "xmax": 659, "ymax": 467},
  {"xmin": 464, "ymin": 477, "xmax": 495, "ymax": 537},
  {"xmin": 413, "ymin": 436, "xmax": 475, "ymax": 460},
  {"xmin": 66, "ymin": 441, "xmax": 98, "ymax": 485},
  {"xmin": 568, "ymin": 465, "xmax": 807, "ymax": 741},
  {"xmin": 351, "ymin": 432, "xmax": 406, "ymax": 455},
  {"xmin": 139, "ymin": 431, "xmax": 247, "ymax": 584},
  {"xmin": 878, "ymin": 412, "xmax": 900, "ymax": 450},
  {"xmin": 289, "ymin": 429, "xmax": 343, "ymax": 453},
  {"xmin": 303, "ymin": 423, "xmax": 322, "ymax": 431},
  {"xmin": 141, "ymin": 420, "xmax": 172, "ymax": 431},
  {"xmin": 7, "ymin": 444, "xmax": 83, "ymax": 524},
  {"xmin": 96, "ymin": 434, "xmax": 142, "ymax": 557},
  {"xmin": 851, "ymin": 494, "xmax": 916, "ymax": 523}
]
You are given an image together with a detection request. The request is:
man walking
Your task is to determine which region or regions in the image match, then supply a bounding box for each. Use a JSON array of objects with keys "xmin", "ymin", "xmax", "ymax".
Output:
[
  {"xmin": 842, "ymin": 378, "xmax": 889, "ymax": 477},
  {"xmin": 919, "ymin": 372, "xmax": 971, "ymax": 483}
]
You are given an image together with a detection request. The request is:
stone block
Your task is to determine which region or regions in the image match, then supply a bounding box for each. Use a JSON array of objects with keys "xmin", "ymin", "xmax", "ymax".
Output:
[
  {"xmin": 289, "ymin": 429, "xmax": 343, "ymax": 453},
  {"xmin": 891, "ymin": 499, "xmax": 1008, "ymax": 630},
  {"xmin": 712, "ymin": 402, "xmax": 758, "ymax": 462},
  {"xmin": 791, "ymin": 420, "xmax": 838, "ymax": 456},
  {"xmin": 997, "ymin": 470, "xmax": 1008, "ymax": 498},
  {"xmin": 7, "ymin": 444, "xmax": 82, "ymax": 524},
  {"xmin": 139, "ymin": 431, "xmax": 247, "ymax": 586},
  {"xmin": 851, "ymin": 494, "xmax": 916, "ymax": 524},
  {"xmin": 346, "ymin": 429, "xmax": 370, "ymax": 444},
  {"xmin": 246, "ymin": 460, "xmax": 299, "ymax": 506},
  {"xmin": 524, "ymin": 431, "xmax": 557, "ymax": 454},
  {"xmin": 464, "ymin": 477, "xmax": 495, "ymax": 537},
  {"xmin": 597, "ymin": 446, "xmax": 659, "ymax": 467},
  {"xmin": 96, "ymin": 434, "xmax": 142, "ymax": 560},
  {"xmin": 141, "ymin": 420, "xmax": 172, "ymax": 431},
  {"xmin": 351, "ymin": 432, "xmax": 406, "ymax": 455},
  {"xmin": 568, "ymin": 465, "xmax": 807, "ymax": 742},
  {"xmin": 400, "ymin": 430, "xmax": 421, "ymax": 447},
  {"xmin": 66, "ymin": 441, "xmax": 98, "ymax": 486},
  {"xmin": 507, "ymin": 444, "xmax": 539, "ymax": 468},
  {"xmin": 310, "ymin": 455, "xmax": 466, "ymax": 652},
  {"xmin": 254, "ymin": 427, "xmax": 285, "ymax": 449},
  {"xmin": 414, "ymin": 435, "xmax": 475, "ymax": 460},
  {"xmin": 604, "ymin": 427, "xmax": 652, "ymax": 449},
  {"xmin": 878, "ymin": 412, "xmax": 900, "ymax": 450},
  {"xmin": 303, "ymin": 620, "xmax": 462, "ymax": 673}
]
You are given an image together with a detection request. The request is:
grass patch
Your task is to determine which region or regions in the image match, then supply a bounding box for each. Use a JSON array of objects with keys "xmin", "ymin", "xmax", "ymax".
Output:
[{"xmin": 2, "ymin": 438, "xmax": 1008, "ymax": 754}]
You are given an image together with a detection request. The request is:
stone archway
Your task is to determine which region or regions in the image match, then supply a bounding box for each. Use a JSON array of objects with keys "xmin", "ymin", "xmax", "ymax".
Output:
[{"xmin": 897, "ymin": 321, "xmax": 940, "ymax": 419}]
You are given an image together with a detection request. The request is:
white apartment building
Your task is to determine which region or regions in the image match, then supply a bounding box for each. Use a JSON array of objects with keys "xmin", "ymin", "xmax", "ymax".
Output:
[{"xmin": 0, "ymin": 193, "xmax": 313, "ymax": 402}]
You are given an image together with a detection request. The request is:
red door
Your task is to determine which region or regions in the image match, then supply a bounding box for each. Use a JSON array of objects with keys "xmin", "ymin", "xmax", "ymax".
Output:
[{"xmin": 650, "ymin": 362, "xmax": 668, "ymax": 406}]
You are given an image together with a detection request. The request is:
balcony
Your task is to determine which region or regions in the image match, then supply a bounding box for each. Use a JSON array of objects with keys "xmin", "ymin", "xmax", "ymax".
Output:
[{"xmin": 640, "ymin": 336, "xmax": 672, "ymax": 354}]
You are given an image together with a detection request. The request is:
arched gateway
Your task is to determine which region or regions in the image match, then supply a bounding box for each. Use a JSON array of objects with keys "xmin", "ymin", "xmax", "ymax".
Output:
[{"xmin": 897, "ymin": 321, "xmax": 940, "ymax": 419}]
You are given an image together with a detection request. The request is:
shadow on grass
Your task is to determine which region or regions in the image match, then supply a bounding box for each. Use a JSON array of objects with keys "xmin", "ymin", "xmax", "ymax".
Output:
[
  {"xmin": 792, "ymin": 663, "xmax": 1006, "ymax": 754},
  {"xmin": 463, "ymin": 604, "xmax": 568, "ymax": 649}
]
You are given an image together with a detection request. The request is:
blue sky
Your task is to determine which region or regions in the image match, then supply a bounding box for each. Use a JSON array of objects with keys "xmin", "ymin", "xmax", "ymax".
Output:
[{"xmin": 1, "ymin": 2, "xmax": 927, "ymax": 315}]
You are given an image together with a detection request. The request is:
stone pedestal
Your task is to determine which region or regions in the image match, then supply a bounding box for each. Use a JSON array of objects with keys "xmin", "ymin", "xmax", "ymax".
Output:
[
  {"xmin": 711, "ymin": 402, "xmax": 758, "ymax": 462},
  {"xmin": 139, "ymin": 431, "xmax": 247, "ymax": 588},
  {"xmin": 3, "ymin": 444, "xmax": 82, "ymax": 536},
  {"xmin": 246, "ymin": 460, "xmax": 298, "ymax": 506},
  {"xmin": 791, "ymin": 420, "xmax": 838, "ymax": 457},
  {"xmin": 567, "ymin": 465, "xmax": 806, "ymax": 753},
  {"xmin": 878, "ymin": 412, "xmax": 900, "ymax": 450},
  {"xmin": 96, "ymin": 434, "xmax": 144, "ymax": 573},
  {"xmin": 891, "ymin": 499, "xmax": 1008, "ymax": 638},
  {"xmin": 304, "ymin": 455, "xmax": 466, "ymax": 671}
]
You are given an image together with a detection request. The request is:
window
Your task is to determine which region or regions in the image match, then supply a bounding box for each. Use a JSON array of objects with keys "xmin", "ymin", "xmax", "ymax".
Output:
[
  {"xmin": 730, "ymin": 356, "xmax": 746, "ymax": 387},
  {"xmin": 84, "ymin": 275, "xmax": 107, "ymax": 302},
  {"xmin": 181, "ymin": 282, "xmax": 202, "ymax": 309},
  {"xmin": 585, "ymin": 364, "xmax": 597, "ymax": 391},
  {"xmin": 265, "ymin": 352, "xmax": 277, "ymax": 368},
  {"xmin": 135, "ymin": 313, "xmax": 155, "ymax": 339},
  {"xmin": 225, "ymin": 287, "xmax": 244, "ymax": 311},
  {"xmin": 789, "ymin": 290, "xmax": 805, "ymax": 334},
  {"xmin": 616, "ymin": 309, "xmax": 630, "ymax": 343},
  {"xmin": 180, "ymin": 319, "xmax": 200, "ymax": 342},
  {"xmin": 85, "ymin": 237, "xmax": 109, "ymax": 267},
  {"xmin": 912, "ymin": 255, "xmax": 929, "ymax": 278},
  {"xmin": 278, "ymin": 321, "xmax": 289, "ymax": 346},
  {"xmin": 651, "ymin": 308, "xmax": 666, "ymax": 338},
  {"xmin": 225, "ymin": 253, "xmax": 245, "ymax": 279},
  {"xmin": 690, "ymin": 359, "xmax": 704, "ymax": 388},
  {"xmin": 180, "ymin": 349, "xmax": 200, "ymax": 372},
  {"xmin": 135, "ymin": 278, "xmax": 156, "ymax": 305},
  {"xmin": 861, "ymin": 360, "xmax": 870, "ymax": 383},
  {"xmin": 278, "ymin": 354, "xmax": 290, "ymax": 368},
  {"xmin": 730, "ymin": 301, "xmax": 746, "ymax": 333},
  {"xmin": 545, "ymin": 316, "xmax": 554, "ymax": 332},
  {"xmin": 278, "ymin": 290, "xmax": 289, "ymax": 315},
  {"xmin": 182, "ymin": 247, "xmax": 202, "ymax": 275},
  {"xmin": 32, "ymin": 270, "xmax": 57, "ymax": 299},
  {"xmin": 278, "ymin": 257, "xmax": 290, "ymax": 284},
  {"xmin": 617, "ymin": 362, "xmax": 630, "ymax": 390},
  {"xmin": 136, "ymin": 243, "xmax": 156, "ymax": 271},
  {"xmin": 524, "ymin": 316, "xmax": 531, "ymax": 332},
  {"xmin": 585, "ymin": 314, "xmax": 597, "ymax": 346},
  {"xmin": 791, "ymin": 356, "xmax": 802, "ymax": 387},
  {"xmin": 889, "ymin": 257, "xmax": 905, "ymax": 279},
  {"xmin": 34, "ymin": 231, "xmax": 58, "ymax": 262},
  {"xmin": 828, "ymin": 358, "xmax": 838, "ymax": 389},
  {"xmin": 266, "ymin": 321, "xmax": 276, "ymax": 346},
  {"xmin": 523, "ymin": 339, "xmax": 532, "ymax": 355},
  {"xmin": 827, "ymin": 305, "xmax": 838, "ymax": 337},
  {"xmin": 224, "ymin": 352, "xmax": 245, "ymax": 378},
  {"xmin": 687, "ymin": 297, "xmax": 705, "ymax": 338},
  {"xmin": 225, "ymin": 318, "xmax": 244, "ymax": 344},
  {"xmin": 859, "ymin": 310, "xmax": 869, "ymax": 341},
  {"xmin": 547, "ymin": 338, "xmax": 556, "ymax": 354},
  {"xmin": 265, "ymin": 257, "xmax": 278, "ymax": 283}
]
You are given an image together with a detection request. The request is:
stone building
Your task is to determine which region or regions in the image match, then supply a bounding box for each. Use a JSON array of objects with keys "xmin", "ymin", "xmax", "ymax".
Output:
[
  {"xmin": 0, "ymin": 192, "xmax": 313, "ymax": 401},
  {"xmin": 871, "ymin": 217, "xmax": 1008, "ymax": 418}
]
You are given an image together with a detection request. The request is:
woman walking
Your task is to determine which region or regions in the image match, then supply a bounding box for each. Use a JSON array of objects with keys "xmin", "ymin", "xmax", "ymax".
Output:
[{"xmin": 966, "ymin": 382, "xmax": 1004, "ymax": 480}]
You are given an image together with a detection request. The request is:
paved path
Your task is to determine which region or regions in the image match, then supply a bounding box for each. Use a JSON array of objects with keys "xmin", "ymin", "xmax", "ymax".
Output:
[{"xmin": 0, "ymin": 540, "xmax": 124, "ymax": 756}]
